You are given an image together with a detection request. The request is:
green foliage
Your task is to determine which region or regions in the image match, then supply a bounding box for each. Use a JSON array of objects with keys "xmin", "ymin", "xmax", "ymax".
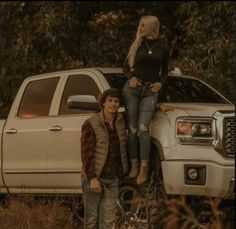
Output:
[
  {"xmin": 0, "ymin": 1, "xmax": 234, "ymax": 118},
  {"xmin": 170, "ymin": 2, "xmax": 235, "ymax": 102}
]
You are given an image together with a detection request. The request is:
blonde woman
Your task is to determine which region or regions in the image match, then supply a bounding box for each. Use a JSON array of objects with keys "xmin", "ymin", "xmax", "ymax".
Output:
[{"xmin": 122, "ymin": 15, "xmax": 169, "ymax": 185}]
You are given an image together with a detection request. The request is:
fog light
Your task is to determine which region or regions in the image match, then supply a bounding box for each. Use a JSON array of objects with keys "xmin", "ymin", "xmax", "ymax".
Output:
[{"xmin": 187, "ymin": 168, "xmax": 198, "ymax": 180}]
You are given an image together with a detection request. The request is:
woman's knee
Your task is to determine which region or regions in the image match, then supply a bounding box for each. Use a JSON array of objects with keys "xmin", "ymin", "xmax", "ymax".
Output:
[
  {"xmin": 139, "ymin": 123, "xmax": 149, "ymax": 131},
  {"xmin": 128, "ymin": 123, "xmax": 138, "ymax": 136},
  {"xmin": 138, "ymin": 123, "xmax": 150, "ymax": 136}
]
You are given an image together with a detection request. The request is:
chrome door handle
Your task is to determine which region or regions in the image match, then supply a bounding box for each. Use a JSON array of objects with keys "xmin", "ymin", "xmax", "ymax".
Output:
[
  {"xmin": 5, "ymin": 128, "xmax": 17, "ymax": 134},
  {"xmin": 49, "ymin": 126, "xmax": 63, "ymax": 132}
]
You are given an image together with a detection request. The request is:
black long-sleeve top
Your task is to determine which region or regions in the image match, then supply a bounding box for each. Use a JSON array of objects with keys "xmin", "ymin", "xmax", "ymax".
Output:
[{"xmin": 123, "ymin": 38, "xmax": 169, "ymax": 85}]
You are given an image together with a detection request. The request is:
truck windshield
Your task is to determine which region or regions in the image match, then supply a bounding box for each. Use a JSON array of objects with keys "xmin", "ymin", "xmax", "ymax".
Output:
[{"xmin": 104, "ymin": 74, "xmax": 228, "ymax": 104}]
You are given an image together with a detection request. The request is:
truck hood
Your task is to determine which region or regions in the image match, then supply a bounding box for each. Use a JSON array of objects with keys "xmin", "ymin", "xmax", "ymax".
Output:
[
  {"xmin": 163, "ymin": 103, "xmax": 235, "ymax": 117},
  {"xmin": 151, "ymin": 103, "xmax": 234, "ymax": 147}
]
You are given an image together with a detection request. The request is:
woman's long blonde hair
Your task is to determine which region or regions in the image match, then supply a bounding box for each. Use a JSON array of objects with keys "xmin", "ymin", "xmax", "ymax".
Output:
[{"xmin": 127, "ymin": 16, "xmax": 160, "ymax": 68}]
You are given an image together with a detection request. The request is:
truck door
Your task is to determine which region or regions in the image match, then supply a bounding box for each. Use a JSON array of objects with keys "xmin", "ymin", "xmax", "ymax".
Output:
[
  {"xmin": 47, "ymin": 72, "xmax": 104, "ymax": 192},
  {"xmin": 3, "ymin": 77, "xmax": 60, "ymax": 191}
]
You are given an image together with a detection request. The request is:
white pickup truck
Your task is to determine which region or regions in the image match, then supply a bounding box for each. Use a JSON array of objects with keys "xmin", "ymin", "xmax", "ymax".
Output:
[{"xmin": 0, "ymin": 67, "xmax": 235, "ymax": 200}]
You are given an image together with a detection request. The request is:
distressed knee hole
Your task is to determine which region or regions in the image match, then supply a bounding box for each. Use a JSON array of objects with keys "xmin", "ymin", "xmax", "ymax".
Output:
[
  {"xmin": 130, "ymin": 125, "xmax": 137, "ymax": 135},
  {"xmin": 139, "ymin": 123, "xmax": 148, "ymax": 132}
]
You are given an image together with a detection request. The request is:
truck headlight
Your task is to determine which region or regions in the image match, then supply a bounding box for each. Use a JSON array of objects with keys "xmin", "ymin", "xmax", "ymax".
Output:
[{"xmin": 176, "ymin": 118, "xmax": 216, "ymax": 145}]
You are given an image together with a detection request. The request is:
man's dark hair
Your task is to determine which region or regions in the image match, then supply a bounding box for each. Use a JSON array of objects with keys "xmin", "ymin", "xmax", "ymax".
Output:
[{"xmin": 99, "ymin": 88, "xmax": 123, "ymax": 108}]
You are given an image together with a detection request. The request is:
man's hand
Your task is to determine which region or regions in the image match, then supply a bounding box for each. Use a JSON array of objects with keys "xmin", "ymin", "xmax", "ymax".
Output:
[
  {"xmin": 128, "ymin": 77, "xmax": 141, "ymax": 88},
  {"xmin": 90, "ymin": 177, "xmax": 102, "ymax": 193},
  {"xmin": 150, "ymin": 82, "xmax": 162, "ymax": 93}
]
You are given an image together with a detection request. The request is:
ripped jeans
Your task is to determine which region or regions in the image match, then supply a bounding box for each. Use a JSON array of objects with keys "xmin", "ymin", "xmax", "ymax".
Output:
[{"xmin": 122, "ymin": 81, "xmax": 158, "ymax": 162}]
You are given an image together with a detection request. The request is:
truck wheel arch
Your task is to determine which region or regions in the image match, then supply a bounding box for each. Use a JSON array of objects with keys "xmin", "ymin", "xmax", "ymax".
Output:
[{"xmin": 150, "ymin": 137, "xmax": 165, "ymax": 178}]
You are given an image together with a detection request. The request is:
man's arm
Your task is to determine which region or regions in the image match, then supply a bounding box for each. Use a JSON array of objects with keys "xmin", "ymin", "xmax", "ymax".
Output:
[
  {"xmin": 81, "ymin": 120, "xmax": 102, "ymax": 193},
  {"xmin": 81, "ymin": 121, "xmax": 97, "ymax": 180}
]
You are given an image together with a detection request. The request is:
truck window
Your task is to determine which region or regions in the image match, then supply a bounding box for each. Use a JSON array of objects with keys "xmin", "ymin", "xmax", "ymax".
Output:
[
  {"xmin": 17, "ymin": 77, "xmax": 59, "ymax": 118},
  {"xmin": 59, "ymin": 74, "xmax": 100, "ymax": 115},
  {"xmin": 104, "ymin": 73, "xmax": 127, "ymax": 91},
  {"xmin": 159, "ymin": 77, "xmax": 228, "ymax": 104}
]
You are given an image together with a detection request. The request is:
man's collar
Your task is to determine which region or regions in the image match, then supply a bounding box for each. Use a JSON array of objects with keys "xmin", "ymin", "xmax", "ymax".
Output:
[{"xmin": 99, "ymin": 110, "xmax": 121, "ymax": 124}]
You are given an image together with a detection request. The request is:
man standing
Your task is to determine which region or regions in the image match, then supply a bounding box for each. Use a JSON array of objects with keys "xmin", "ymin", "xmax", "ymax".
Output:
[{"xmin": 81, "ymin": 88, "xmax": 128, "ymax": 229}]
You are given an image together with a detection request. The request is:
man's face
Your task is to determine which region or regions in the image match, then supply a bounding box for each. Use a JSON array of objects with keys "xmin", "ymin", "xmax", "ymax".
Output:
[{"xmin": 103, "ymin": 96, "xmax": 120, "ymax": 114}]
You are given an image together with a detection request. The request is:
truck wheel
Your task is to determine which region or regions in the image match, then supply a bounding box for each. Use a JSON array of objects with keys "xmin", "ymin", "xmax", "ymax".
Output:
[
  {"xmin": 149, "ymin": 144, "xmax": 162, "ymax": 182},
  {"xmin": 117, "ymin": 175, "xmax": 168, "ymax": 228},
  {"xmin": 116, "ymin": 179, "xmax": 149, "ymax": 228},
  {"xmin": 116, "ymin": 146, "xmax": 167, "ymax": 227}
]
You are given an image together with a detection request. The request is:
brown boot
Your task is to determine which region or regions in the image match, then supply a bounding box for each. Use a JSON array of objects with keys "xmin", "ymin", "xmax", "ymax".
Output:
[
  {"xmin": 129, "ymin": 160, "xmax": 139, "ymax": 178},
  {"xmin": 137, "ymin": 162, "xmax": 149, "ymax": 185}
]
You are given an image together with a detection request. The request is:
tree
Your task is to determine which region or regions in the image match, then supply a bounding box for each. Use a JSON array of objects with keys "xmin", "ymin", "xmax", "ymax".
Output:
[{"xmin": 0, "ymin": 1, "xmax": 234, "ymax": 118}]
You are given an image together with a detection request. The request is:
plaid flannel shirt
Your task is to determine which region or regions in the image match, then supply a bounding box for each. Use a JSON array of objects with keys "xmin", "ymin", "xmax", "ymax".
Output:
[{"xmin": 81, "ymin": 120, "xmax": 123, "ymax": 180}]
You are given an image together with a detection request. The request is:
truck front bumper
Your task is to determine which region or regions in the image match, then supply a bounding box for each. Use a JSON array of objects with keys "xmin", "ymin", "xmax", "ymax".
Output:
[{"xmin": 162, "ymin": 160, "xmax": 235, "ymax": 199}]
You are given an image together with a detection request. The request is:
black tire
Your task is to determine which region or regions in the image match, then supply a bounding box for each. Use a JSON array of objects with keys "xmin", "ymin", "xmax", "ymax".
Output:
[{"xmin": 117, "ymin": 179, "xmax": 149, "ymax": 228}]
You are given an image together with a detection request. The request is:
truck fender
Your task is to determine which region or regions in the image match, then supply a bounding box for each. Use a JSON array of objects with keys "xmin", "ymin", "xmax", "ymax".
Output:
[{"xmin": 150, "ymin": 137, "xmax": 165, "ymax": 178}]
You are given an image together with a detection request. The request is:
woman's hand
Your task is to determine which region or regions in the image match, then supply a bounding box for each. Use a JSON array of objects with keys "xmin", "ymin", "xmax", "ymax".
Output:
[
  {"xmin": 150, "ymin": 82, "xmax": 162, "ymax": 93},
  {"xmin": 160, "ymin": 103, "xmax": 175, "ymax": 112},
  {"xmin": 90, "ymin": 177, "xmax": 102, "ymax": 193},
  {"xmin": 128, "ymin": 77, "xmax": 141, "ymax": 88}
]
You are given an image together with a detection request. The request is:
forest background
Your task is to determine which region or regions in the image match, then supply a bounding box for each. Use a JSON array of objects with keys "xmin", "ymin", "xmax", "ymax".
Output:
[{"xmin": 0, "ymin": 1, "xmax": 235, "ymax": 118}]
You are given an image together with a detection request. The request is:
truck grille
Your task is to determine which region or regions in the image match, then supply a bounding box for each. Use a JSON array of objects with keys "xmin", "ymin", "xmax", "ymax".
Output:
[{"xmin": 223, "ymin": 117, "xmax": 235, "ymax": 157}]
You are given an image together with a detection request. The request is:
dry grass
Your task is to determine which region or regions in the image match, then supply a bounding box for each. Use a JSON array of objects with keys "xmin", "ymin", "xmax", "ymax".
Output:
[
  {"xmin": 0, "ymin": 195, "xmax": 80, "ymax": 229},
  {"xmin": 0, "ymin": 193, "xmax": 234, "ymax": 229},
  {"xmin": 115, "ymin": 195, "xmax": 233, "ymax": 229},
  {"xmin": 160, "ymin": 196, "xmax": 224, "ymax": 229},
  {"xmin": 115, "ymin": 177, "xmax": 234, "ymax": 229}
]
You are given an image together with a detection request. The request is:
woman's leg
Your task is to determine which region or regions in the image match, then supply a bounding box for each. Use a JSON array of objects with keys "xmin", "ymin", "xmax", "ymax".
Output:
[
  {"xmin": 122, "ymin": 84, "xmax": 140, "ymax": 161},
  {"xmin": 122, "ymin": 83, "xmax": 141, "ymax": 177},
  {"xmin": 137, "ymin": 93, "xmax": 158, "ymax": 184}
]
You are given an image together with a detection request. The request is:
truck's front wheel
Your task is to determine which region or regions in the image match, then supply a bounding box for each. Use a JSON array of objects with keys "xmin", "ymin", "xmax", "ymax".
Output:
[{"xmin": 116, "ymin": 145, "xmax": 167, "ymax": 228}]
